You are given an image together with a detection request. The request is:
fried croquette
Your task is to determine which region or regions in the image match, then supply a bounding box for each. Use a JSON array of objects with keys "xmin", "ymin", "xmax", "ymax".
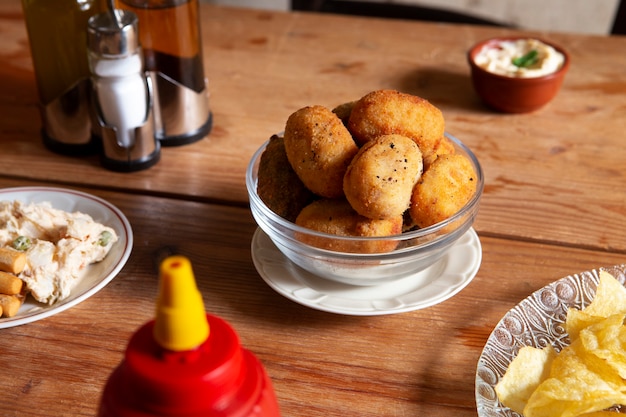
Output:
[
  {"xmin": 332, "ymin": 101, "xmax": 356, "ymax": 126},
  {"xmin": 424, "ymin": 135, "xmax": 456, "ymax": 169},
  {"xmin": 284, "ymin": 105, "xmax": 359, "ymax": 198},
  {"xmin": 347, "ymin": 89, "xmax": 445, "ymax": 163},
  {"xmin": 295, "ymin": 199, "xmax": 402, "ymax": 253},
  {"xmin": 409, "ymin": 153, "xmax": 477, "ymax": 228},
  {"xmin": 343, "ymin": 134, "xmax": 423, "ymax": 220},
  {"xmin": 257, "ymin": 135, "xmax": 317, "ymax": 222}
]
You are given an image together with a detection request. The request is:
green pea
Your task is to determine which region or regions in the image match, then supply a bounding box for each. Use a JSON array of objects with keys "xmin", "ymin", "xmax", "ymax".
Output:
[
  {"xmin": 98, "ymin": 231, "xmax": 113, "ymax": 247},
  {"xmin": 11, "ymin": 236, "xmax": 32, "ymax": 251}
]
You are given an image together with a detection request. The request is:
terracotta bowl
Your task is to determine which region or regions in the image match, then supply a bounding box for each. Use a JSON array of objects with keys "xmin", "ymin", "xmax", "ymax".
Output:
[{"xmin": 467, "ymin": 36, "xmax": 570, "ymax": 113}]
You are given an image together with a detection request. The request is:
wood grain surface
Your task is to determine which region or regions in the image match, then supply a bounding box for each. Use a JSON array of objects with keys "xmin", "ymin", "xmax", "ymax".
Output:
[{"xmin": 0, "ymin": 1, "xmax": 625, "ymax": 416}]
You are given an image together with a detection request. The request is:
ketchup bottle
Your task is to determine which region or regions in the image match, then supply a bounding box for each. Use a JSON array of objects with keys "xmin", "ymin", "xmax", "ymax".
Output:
[{"xmin": 97, "ymin": 256, "xmax": 281, "ymax": 416}]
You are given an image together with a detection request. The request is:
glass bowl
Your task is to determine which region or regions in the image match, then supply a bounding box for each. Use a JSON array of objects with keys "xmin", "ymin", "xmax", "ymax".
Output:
[{"xmin": 246, "ymin": 133, "xmax": 483, "ymax": 286}]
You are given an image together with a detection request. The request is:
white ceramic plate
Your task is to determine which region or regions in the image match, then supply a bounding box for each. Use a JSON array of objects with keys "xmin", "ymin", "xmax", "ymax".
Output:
[
  {"xmin": 475, "ymin": 264, "xmax": 626, "ymax": 416},
  {"xmin": 0, "ymin": 187, "xmax": 133, "ymax": 328},
  {"xmin": 251, "ymin": 227, "xmax": 481, "ymax": 316}
]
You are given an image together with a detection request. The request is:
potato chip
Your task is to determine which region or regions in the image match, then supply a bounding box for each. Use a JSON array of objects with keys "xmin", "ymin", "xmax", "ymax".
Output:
[
  {"xmin": 579, "ymin": 314, "xmax": 626, "ymax": 379},
  {"xmin": 584, "ymin": 270, "xmax": 626, "ymax": 318},
  {"xmin": 495, "ymin": 270, "xmax": 626, "ymax": 417},
  {"xmin": 567, "ymin": 271, "xmax": 626, "ymax": 340},
  {"xmin": 524, "ymin": 338, "xmax": 626, "ymax": 417},
  {"xmin": 566, "ymin": 308, "xmax": 604, "ymax": 342},
  {"xmin": 495, "ymin": 345, "xmax": 556, "ymax": 414}
]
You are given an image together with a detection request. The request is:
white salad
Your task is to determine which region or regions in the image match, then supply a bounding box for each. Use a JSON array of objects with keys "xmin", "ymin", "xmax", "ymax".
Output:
[{"xmin": 0, "ymin": 200, "xmax": 118, "ymax": 305}]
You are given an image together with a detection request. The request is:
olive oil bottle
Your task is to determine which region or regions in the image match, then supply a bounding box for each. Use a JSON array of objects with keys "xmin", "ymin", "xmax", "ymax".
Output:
[{"xmin": 21, "ymin": 0, "xmax": 107, "ymax": 154}]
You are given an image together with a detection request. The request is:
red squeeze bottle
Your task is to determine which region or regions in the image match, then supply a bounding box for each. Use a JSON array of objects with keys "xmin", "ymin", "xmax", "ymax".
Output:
[{"xmin": 97, "ymin": 256, "xmax": 281, "ymax": 417}]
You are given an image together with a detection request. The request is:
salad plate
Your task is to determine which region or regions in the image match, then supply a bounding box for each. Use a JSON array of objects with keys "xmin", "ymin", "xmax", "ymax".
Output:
[
  {"xmin": 251, "ymin": 227, "xmax": 481, "ymax": 316},
  {"xmin": 0, "ymin": 187, "xmax": 133, "ymax": 328}
]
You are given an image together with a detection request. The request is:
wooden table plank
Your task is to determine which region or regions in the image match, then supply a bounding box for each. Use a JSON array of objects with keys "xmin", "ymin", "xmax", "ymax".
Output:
[{"xmin": 0, "ymin": 3, "xmax": 625, "ymax": 416}]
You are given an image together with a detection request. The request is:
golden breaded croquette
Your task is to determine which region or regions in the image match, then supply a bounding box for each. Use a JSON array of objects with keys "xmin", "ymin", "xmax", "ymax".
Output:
[
  {"xmin": 284, "ymin": 105, "xmax": 359, "ymax": 198},
  {"xmin": 409, "ymin": 153, "xmax": 477, "ymax": 228},
  {"xmin": 295, "ymin": 199, "xmax": 403, "ymax": 253},
  {"xmin": 332, "ymin": 101, "xmax": 356, "ymax": 126},
  {"xmin": 423, "ymin": 134, "xmax": 455, "ymax": 170},
  {"xmin": 343, "ymin": 134, "xmax": 423, "ymax": 220},
  {"xmin": 257, "ymin": 135, "xmax": 317, "ymax": 222},
  {"xmin": 347, "ymin": 89, "xmax": 445, "ymax": 163}
]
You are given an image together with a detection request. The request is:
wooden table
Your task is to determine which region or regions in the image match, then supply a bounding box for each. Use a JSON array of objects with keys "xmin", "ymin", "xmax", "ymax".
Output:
[{"xmin": 1, "ymin": 1, "xmax": 626, "ymax": 416}]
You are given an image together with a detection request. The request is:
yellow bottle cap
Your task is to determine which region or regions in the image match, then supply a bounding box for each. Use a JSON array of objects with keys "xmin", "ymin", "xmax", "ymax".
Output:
[{"xmin": 153, "ymin": 255, "xmax": 210, "ymax": 351}]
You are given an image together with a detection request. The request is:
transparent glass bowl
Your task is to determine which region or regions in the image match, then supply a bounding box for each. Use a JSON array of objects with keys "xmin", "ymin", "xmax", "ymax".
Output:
[{"xmin": 246, "ymin": 133, "xmax": 483, "ymax": 286}]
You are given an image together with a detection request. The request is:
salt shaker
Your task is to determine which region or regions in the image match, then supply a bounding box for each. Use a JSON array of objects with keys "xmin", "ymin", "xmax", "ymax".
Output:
[
  {"xmin": 97, "ymin": 256, "xmax": 282, "ymax": 416},
  {"xmin": 21, "ymin": 0, "xmax": 107, "ymax": 155},
  {"xmin": 116, "ymin": 0, "xmax": 213, "ymax": 146},
  {"xmin": 87, "ymin": 8, "xmax": 160, "ymax": 171}
]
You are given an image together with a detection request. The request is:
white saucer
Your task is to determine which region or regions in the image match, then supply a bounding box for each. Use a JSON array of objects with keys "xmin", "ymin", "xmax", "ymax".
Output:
[{"xmin": 251, "ymin": 228, "xmax": 482, "ymax": 316}]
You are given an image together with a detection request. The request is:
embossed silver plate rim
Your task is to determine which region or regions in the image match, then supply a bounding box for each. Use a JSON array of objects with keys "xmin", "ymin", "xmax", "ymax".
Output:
[{"xmin": 475, "ymin": 264, "xmax": 626, "ymax": 416}]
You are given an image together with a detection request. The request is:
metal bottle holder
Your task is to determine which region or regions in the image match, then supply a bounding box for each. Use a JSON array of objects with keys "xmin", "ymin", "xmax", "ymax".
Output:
[
  {"xmin": 40, "ymin": 79, "xmax": 99, "ymax": 155},
  {"xmin": 152, "ymin": 71, "xmax": 213, "ymax": 147}
]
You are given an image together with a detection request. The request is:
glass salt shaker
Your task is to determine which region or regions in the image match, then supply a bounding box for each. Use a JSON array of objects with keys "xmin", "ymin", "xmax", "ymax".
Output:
[{"xmin": 87, "ymin": 8, "xmax": 161, "ymax": 171}]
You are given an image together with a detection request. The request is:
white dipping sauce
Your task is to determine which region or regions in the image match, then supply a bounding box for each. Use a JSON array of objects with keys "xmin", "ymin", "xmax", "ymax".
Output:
[{"xmin": 474, "ymin": 38, "xmax": 565, "ymax": 78}]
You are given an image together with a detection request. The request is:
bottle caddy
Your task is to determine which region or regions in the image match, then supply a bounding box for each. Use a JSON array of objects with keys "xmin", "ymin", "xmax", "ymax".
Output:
[{"xmin": 21, "ymin": 0, "xmax": 212, "ymax": 170}]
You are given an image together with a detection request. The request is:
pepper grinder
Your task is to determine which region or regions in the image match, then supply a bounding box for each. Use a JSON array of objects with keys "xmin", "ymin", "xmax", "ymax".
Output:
[
  {"xmin": 116, "ymin": 0, "xmax": 213, "ymax": 146},
  {"xmin": 21, "ymin": 0, "xmax": 107, "ymax": 155},
  {"xmin": 97, "ymin": 256, "xmax": 282, "ymax": 416},
  {"xmin": 87, "ymin": 6, "xmax": 161, "ymax": 172}
]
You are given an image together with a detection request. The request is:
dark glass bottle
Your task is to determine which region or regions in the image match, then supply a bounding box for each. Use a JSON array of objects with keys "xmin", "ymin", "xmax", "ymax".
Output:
[
  {"xmin": 116, "ymin": 0, "xmax": 212, "ymax": 146},
  {"xmin": 21, "ymin": 0, "xmax": 107, "ymax": 154}
]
